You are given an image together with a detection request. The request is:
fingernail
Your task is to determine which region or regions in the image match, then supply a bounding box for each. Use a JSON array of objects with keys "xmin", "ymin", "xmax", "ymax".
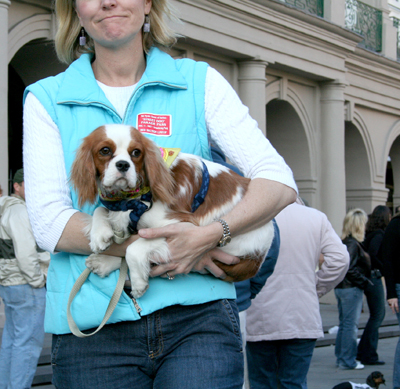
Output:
[{"xmin": 139, "ymin": 229, "xmax": 148, "ymax": 237}]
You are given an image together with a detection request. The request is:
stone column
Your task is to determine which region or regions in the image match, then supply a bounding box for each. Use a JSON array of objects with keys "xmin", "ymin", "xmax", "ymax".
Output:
[
  {"xmin": 382, "ymin": 9, "xmax": 398, "ymax": 60},
  {"xmin": 0, "ymin": 0, "xmax": 10, "ymax": 195},
  {"xmin": 324, "ymin": 0, "xmax": 346, "ymax": 26},
  {"xmin": 319, "ymin": 81, "xmax": 347, "ymax": 234},
  {"xmin": 238, "ymin": 60, "xmax": 268, "ymax": 136}
]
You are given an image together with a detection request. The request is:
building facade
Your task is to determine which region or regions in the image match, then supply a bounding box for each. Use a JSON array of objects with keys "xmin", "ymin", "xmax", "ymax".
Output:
[{"xmin": 2, "ymin": 0, "xmax": 400, "ymax": 233}]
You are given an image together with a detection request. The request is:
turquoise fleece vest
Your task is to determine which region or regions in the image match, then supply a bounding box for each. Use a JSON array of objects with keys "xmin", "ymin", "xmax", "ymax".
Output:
[{"xmin": 25, "ymin": 47, "xmax": 236, "ymax": 334}]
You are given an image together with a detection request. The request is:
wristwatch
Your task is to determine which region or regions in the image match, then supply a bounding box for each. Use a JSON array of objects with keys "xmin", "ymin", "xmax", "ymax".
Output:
[{"xmin": 215, "ymin": 219, "xmax": 232, "ymax": 247}]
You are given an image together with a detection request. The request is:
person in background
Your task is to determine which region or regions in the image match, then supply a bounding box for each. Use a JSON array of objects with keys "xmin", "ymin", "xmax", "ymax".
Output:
[
  {"xmin": 211, "ymin": 145, "xmax": 280, "ymax": 389},
  {"xmin": 22, "ymin": 0, "xmax": 297, "ymax": 387},
  {"xmin": 335, "ymin": 208, "xmax": 371, "ymax": 370},
  {"xmin": 381, "ymin": 211, "xmax": 400, "ymax": 389},
  {"xmin": 0, "ymin": 169, "xmax": 50, "ymax": 389},
  {"xmin": 245, "ymin": 200, "xmax": 349, "ymax": 389},
  {"xmin": 357, "ymin": 205, "xmax": 391, "ymax": 366}
]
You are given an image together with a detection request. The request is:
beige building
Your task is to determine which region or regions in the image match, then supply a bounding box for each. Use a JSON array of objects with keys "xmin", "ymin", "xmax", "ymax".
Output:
[{"xmin": 2, "ymin": 0, "xmax": 400, "ymax": 234}]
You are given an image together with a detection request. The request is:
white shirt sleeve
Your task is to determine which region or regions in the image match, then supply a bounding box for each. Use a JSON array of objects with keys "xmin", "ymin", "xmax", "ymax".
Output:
[
  {"xmin": 23, "ymin": 92, "xmax": 78, "ymax": 253},
  {"xmin": 205, "ymin": 67, "xmax": 297, "ymax": 192}
]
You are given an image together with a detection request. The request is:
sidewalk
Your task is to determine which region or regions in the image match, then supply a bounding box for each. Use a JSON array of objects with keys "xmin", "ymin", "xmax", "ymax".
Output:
[{"xmin": 308, "ymin": 302, "xmax": 399, "ymax": 389}]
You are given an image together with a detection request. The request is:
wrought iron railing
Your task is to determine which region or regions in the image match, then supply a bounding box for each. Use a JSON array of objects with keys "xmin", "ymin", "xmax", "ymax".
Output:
[
  {"xmin": 278, "ymin": 0, "xmax": 324, "ymax": 17},
  {"xmin": 345, "ymin": 0, "xmax": 382, "ymax": 52},
  {"xmin": 392, "ymin": 17, "xmax": 400, "ymax": 61}
]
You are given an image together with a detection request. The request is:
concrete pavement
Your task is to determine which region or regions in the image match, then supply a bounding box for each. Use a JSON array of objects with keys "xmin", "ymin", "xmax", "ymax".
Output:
[{"xmin": 308, "ymin": 302, "xmax": 399, "ymax": 389}]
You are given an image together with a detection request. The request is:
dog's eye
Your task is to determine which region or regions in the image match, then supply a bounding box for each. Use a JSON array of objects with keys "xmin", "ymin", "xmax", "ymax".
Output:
[
  {"xmin": 131, "ymin": 149, "xmax": 141, "ymax": 158},
  {"xmin": 99, "ymin": 147, "xmax": 112, "ymax": 156}
]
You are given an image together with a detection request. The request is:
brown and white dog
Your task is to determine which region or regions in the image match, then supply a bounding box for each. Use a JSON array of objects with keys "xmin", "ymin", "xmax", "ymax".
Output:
[{"xmin": 70, "ymin": 124, "xmax": 274, "ymax": 298}]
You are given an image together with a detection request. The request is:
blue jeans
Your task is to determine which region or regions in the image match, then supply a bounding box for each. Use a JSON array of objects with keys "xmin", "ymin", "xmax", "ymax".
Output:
[
  {"xmin": 246, "ymin": 338, "xmax": 317, "ymax": 389},
  {"xmin": 51, "ymin": 299, "xmax": 244, "ymax": 389},
  {"xmin": 394, "ymin": 284, "xmax": 400, "ymax": 388},
  {"xmin": 0, "ymin": 284, "xmax": 46, "ymax": 389},
  {"xmin": 334, "ymin": 287, "xmax": 364, "ymax": 369},
  {"xmin": 357, "ymin": 274, "xmax": 386, "ymax": 363}
]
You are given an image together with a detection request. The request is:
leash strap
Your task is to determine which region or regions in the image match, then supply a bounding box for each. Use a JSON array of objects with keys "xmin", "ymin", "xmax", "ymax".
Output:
[
  {"xmin": 191, "ymin": 161, "xmax": 210, "ymax": 212},
  {"xmin": 128, "ymin": 192, "xmax": 153, "ymax": 233},
  {"xmin": 67, "ymin": 258, "xmax": 128, "ymax": 338}
]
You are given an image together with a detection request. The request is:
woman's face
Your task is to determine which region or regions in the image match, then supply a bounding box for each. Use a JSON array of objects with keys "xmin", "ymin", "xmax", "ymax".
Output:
[{"xmin": 75, "ymin": 0, "xmax": 152, "ymax": 50}]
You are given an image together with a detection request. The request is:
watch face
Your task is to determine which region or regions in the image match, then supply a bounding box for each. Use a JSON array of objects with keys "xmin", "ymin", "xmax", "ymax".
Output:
[{"xmin": 219, "ymin": 235, "xmax": 232, "ymax": 247}]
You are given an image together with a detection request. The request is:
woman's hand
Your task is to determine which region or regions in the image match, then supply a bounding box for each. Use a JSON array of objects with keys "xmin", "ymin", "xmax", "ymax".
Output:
[
  {"xmin": 138, "ymin": 222, "xmax": 240, "ymax": 279},
  {"xmin": 388, "ymin": 298, "xmax": 399, "ymax": 314}
]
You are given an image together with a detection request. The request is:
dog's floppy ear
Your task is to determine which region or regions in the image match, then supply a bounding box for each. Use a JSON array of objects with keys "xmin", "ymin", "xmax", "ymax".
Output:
[
  {"xmin": 70, "ymin": 137, "xmax": 98, "ymax": 207},
  {"xmin": 141, "ymin": 136, "xmax": 175, "ymax": 204}
]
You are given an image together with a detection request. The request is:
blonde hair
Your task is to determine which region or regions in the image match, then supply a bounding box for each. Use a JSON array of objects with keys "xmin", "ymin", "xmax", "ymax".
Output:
[
  {"xmin": 54, "ymin": 0, "xmax": 180, "ymax": 65},
  {"xmin": 341, "ymin": 208, "xmax": 368, "ymax": 242}
]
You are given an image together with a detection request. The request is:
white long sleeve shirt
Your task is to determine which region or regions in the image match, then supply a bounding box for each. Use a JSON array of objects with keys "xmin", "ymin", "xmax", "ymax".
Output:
[{"xmin": 23, "ymin": 66, "xmax": 297, "ymax": 253}]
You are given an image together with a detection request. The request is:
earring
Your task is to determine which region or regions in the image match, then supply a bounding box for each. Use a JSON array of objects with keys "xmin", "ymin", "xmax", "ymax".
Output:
[
  {"xmin": 79, "ymin": 28, "xmax": 86, "ymax": 46},
  {"xmin": 143, "ymin": 15, "xmax": 150, "ymax": 33}
]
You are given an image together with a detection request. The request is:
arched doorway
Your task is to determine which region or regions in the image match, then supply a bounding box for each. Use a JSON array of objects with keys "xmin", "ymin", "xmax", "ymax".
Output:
[
  {"xmin": 8, "ymin": 39, "xmax": 67, "ymax": 190},
  {"xmin": 266, "ymin": 99, "xmax": 314, "ymax": 206}
]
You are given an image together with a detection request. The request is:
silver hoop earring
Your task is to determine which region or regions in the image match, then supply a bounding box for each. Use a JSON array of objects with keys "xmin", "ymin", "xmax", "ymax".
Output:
[
  {"xmin": 143, "ymin": 15, "xmax": 150, "ymax": 33},
  {"xmin": 79, "ymin": 28, "xmax": 86, "ymax": 46}
]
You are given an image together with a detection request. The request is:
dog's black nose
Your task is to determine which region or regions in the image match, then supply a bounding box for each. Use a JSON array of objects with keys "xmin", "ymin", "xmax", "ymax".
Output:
[{"xmin": 116, "ymin": 160, "xmax": 130, "ymax": 172}]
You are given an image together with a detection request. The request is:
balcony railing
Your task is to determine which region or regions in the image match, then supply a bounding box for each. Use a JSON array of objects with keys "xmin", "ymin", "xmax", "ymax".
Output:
[
  {"xmin": 392, "ymin": 17, "xmax": 400, "ymax": 61},
  {"xmin": 345, "ymin": 0, "xmax": 383, "ymax": 52},
  {"xmin": 278, "ymin": 0, "xmax": 324, "ymax": 17}
]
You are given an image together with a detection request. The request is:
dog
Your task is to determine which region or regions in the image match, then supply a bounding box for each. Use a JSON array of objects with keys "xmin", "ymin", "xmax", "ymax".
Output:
[
  {"xmin": 332, "ymin": 371, "xmax": 386, "ymax": 389},
  {"xmin": 70, "ymin": 124, "xmax": 274, "ymax": 299}
]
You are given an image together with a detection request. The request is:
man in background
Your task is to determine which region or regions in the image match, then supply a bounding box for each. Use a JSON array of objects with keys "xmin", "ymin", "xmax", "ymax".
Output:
[
  {"xmin": 0, "ymin": 169, "xmax": 49, "ymax": 389},
  {"xmin": 246, "ymin": 200, "xmax": 350, "ymax": 388}
]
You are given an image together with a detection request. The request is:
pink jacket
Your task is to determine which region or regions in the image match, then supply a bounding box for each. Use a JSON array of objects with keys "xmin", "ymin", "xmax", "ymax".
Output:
[{"xmin": 246, "ymin": 203, "xmax": 349, "ymax": 341}]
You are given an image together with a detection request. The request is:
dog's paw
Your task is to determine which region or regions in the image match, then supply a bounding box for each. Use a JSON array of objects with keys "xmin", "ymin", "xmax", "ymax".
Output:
[
  {"xmin": 86, "ymin": 254, "xmax": 121, "ymax": 277},
  {"xmin": 130, "ymin": 282, "xmax": 149, "ymax": 299},
  {"xmin": 89, "ymin": 230, "xmax": 114, "ymax": 253}
]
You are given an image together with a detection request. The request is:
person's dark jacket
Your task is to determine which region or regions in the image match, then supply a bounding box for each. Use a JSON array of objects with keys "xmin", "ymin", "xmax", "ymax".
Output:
[
  {"xmin": 363, "ymin": 229, "xmax": 384, "ymax": 272},
  {"xmin": 381, "ymin": 215, "xmax": 400, "ymax": 300},
  {"xmin": 336, "ymin": 236, "xmax": 371, "ymax": 290},
  {"xmin": 210, "ymin": 146, "xmax": 279, "ymax": 311}
]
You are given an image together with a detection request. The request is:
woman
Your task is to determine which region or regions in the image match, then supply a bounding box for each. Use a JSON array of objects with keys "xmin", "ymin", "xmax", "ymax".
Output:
[
  {"xmin": 357, "ymin": 206, "xmax": 391, "ymax": 366},
  {"xmin": 22, "ymin": 0, "xmax": 297, "ymax": 388},
  {"xmin": 335, "ymin": 208, "xmax": 371, "ymax": 370},
  {"xmin": 381, "ymin": 212, "xmax": 400, "ymax": 389}
]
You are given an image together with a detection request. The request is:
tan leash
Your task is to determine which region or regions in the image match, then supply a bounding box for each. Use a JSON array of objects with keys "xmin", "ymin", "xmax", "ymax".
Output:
[{"xmin": 67, "ymin": 258, "xmax": 128, "ymax": 337}]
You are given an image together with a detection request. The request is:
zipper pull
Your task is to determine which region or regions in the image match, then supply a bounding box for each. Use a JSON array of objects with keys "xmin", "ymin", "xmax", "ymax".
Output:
[{"xmin": 130, "ymin": 295, "xmax": 142, "ymax": 314}]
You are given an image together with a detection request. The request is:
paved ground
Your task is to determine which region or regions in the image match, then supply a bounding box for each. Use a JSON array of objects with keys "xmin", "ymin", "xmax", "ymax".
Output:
[
  {"xmin": 308, "ymin": 337, "xmax": 397, "ymax": 389},
  {"xmin": 307, "ymin": 302, "xmax": 398, "ymax": 389}
]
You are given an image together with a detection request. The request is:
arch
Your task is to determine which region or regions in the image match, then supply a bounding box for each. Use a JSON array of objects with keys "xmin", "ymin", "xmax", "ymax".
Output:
[
  {"xmin": 345, "ymin": 109, "xmax": 387, "ymax": 211},
  {"xmin": 384, "ymin": 120, "xmax": 400, "ymax": 209},
  {"xmin": 265, "ymin": 79, "xmax": 317, "ymax": 205},
  {"xmin": 265, "ymin": 79, "xmax": 317, "ymax": 179},
  {"xmin": 351, "ymin": 110, "xmax": 377, "ymax": 181},
  {"xmin": 8, "ymin": 13, "xmax": 53, "ymax": 63},
  {"xmin": 383, "ymin": 119, "xmax": 400, "ymax": 165}
]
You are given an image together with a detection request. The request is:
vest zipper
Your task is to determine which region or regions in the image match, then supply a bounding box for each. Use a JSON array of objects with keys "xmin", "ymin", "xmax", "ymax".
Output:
[
  {"xmin": 131, "ymin": 296, "xmax": 142, "ymax": 314},
  {"xmin": 122, "ymin": 81, "xmax": 187, "ymax": 123},
  {"xmin": 58, "ymin": 101, "xmax": 122, "ymax": 121}
]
